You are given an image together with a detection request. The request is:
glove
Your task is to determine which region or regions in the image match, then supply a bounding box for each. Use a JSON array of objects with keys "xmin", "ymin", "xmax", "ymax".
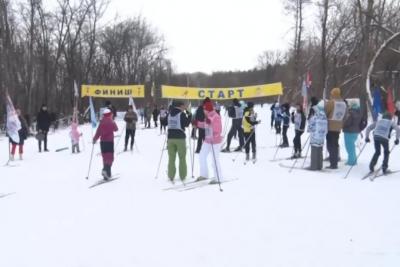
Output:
[
  {"xmin": 395, "ymin": 139, "xmax": 399, "ymax": 145},
  {"xmin": 365, "ymin": 137, "xmax": 370, "ymax": 143}
]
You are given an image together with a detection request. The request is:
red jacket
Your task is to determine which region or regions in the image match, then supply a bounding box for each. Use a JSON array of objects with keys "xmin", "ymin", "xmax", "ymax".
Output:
[{"xmin": 93, "ymin": 116, "xmax": 118, "ymax": 142}]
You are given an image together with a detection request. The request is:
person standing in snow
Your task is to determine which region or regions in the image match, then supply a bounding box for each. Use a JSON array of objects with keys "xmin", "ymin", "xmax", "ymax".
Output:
[
  {"xmin": 279, "ymin": 103, "xmax": 290, "ymax": 148},
  {"xmin": 291, "ymin": 103, "xmax": 306, "ymax": 158},
  {"xmin": 152, "ymin": 105, "xmax": 159, "ymax": 127},
  {"xmin": 273, "ymin": 103, "xmax": 282, "ymax": 135},
  {"xmin": 197, "ymin": 100, "xmax": 224, "ymax": 184},
  {"xmin": 69, "ymin": 122, "xmax": 81, "ymax": 153},
  {"xmin": 159, "ymin": 105, "xmax": 168, "ymax": 134},
  {"xmin": 242, "ymin": 102, "xmax": 261, "ymax": 161},
  {"xmin": 36, "ymin": 104, "xmax": 51, "ymax": 152},
  {"xmin": 221, "ymin": 98, "xmax": 244, "ymax": 152},
  {"xmin": 10, "ymin": 109, "xmax": 29, "ymax": 160},
  {"xmin": 194, "ymin": 98, "xmax": 211, "ymax": 153},
  {"xmin": 144, "ymin": 103, "xmax": 152, "ymax": 128},
  {"xmin": 93, "ymin": 108, "xmax": 118, "ymax": 180},
  {"xmin": 270, "ymin": 101, "xmax": 277, "ymax": 129},
  {"xmin": 365, "ymin": 112, "xmax": 400, "ymax": 174},
  {"xmin": 123, "ymin": 105, "xmax": 138, "ymax": 151},
  {"xmin": 307, "ymin": 101, "xmax": 328, "ymax": 170},
  {"xmin": 325, "ymin": 87, "xmax": 347, "ymax": 169},
  {"xmin": 166, "ymin": 100, "xmax": 192, "ymax": 183},
  {"xmin": 342, "ymin": 101, "xmax": 362, "ymax": 166}
]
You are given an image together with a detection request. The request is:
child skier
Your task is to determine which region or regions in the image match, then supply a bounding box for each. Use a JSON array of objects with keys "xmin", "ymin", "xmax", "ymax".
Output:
[
  {"xmin": 365, "ymin": 112, "xmax": 400, "ymax": 174},
  {"xmin": 242, "ymin": 102, "xmax": 261, "ymax": 161},
  {"xmin": 279, "ymin": 103, "xmax": 291, "ymax": 148},
  {"xmin": 93, "ymin": 108, "xmax": 118, "ymax": 180},
  {"xmin": 198, "ymin": 100, "xmax": 224, "ymax": 184},
  {"xmin": 70, "ymin": 122, "xmax": 81, "ymax": 153},
  {"xmin": 291, "ymin": 103, "xmax": 306, "ymax": 158},
  {"xmin": 307, "ymin": 101, "xmax": 328, "ymax": 170}
]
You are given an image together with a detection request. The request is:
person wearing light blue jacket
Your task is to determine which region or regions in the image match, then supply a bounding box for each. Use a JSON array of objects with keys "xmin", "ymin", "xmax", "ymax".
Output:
[{"xmin": 307, "ymin": 101, "xmax": 328, "ymax": 170}]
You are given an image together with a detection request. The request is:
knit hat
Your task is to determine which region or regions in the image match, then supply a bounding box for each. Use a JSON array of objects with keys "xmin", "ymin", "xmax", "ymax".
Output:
[
  {"xmin": 330, "ymin": 88, "xmax": 341, "ymax": 98},
  {"xmin": 103, "ymin": 108, "xmax": 111, "ymax": 115},
  {"xmin": 172, "ymin": 100, "xmax": 184, "ymax": 107},
  {"xmin": 203, "ymin": 100, "xmax": 214, "ymax": 112}
]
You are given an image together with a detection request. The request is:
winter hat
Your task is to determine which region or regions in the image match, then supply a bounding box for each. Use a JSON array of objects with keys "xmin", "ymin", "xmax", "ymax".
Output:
[
  {"xmin": 203, "ymin": 100, "xmax": 214, "ymax": 112},
  {"xmin": 330, "ymin": 87, "xmax": 342, "ymax": 99},
  {"xmin": 172, "ymin": 100, "xmax": 184, "ymax": 107},
  {"xmin": 103, "ymin": 108, "xmax": 112, "ymax": 117},
  {"xmin": 310, "ymin": 97, "xmax": 319, "ymax": 107},
  {"xmin": 317, "ymin": 100, "xmax": 325, "ymax": 111},
  {"xmin": 247, "ymin": 102, "xmax": 254, "ymax": 109}
]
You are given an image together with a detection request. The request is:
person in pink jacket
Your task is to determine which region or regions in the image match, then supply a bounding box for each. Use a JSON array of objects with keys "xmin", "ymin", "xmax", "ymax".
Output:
[
  {"xmin": 197, "ymin": 100, "xmax": 224, "ymax": 184},
  {"xmin": 70, "ymin": 122, "xmax": 81, "ymax": 153},
  {"xmin": 93, "ymin": 108, "xmax": 118, "ymax": 180}
]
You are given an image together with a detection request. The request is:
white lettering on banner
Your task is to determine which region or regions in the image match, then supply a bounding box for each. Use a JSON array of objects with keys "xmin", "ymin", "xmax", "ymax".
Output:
[{"xmin": 332, "ymin": 101, "xmax": 346, "ymax": 121}]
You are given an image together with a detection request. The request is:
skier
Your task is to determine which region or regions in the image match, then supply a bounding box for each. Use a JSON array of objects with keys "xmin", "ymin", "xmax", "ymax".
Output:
[
  {"xmin": 343, "ymin": 101, "xmax": 362, "ymax": 166},
  {"xmin": 307, "ymin": 97, "xmax": 319, "ymax": 120},
  {"xmin": 159, "ymin": 105, "xmax": 168, "ymax": 134},
  {"xmin": 93, "ymin": 108, "xmax": 118, "ymax": 180},
  {"xmin": 291, "ymin": 103, "xmax": 306, "ymax": 158},
  {"xmin": 221, "ymin": 98, "xmax": 244, "ymax": 152},
  {"xmin": 307, "ymin": 101, "xmax": 328, "ymax": 171},
  {"xmin": 194, "ymin": 98, "xmax": 211, "ymax": 153},
  {"xmin": 36, "ymin": 104, "xmax": 51, "ymax": 152},
  {"xmin": 273, "ymin": 103, "xmax": 282, "ymax": 134},
  {"xmin": 166, "ymin": 100, "xmax": 192, "ymax": 183},
  {"xmin": 123, "ymin": 105, "xmax": 138, "ymax": 151},
  {"xmin": 69, "ymin": 122, "xmax": 81, "ymax": 153},
  {"xmin": 10, "ymin": 109, "xmax": 29, "ymax": 160},
  {"xmin": 279, "ymin": 103, "xmax": 290, "ymax": 148},
  {"xmin": 198, "ymin": 100, "xmax": 224, "ymax": 184},
  {"xmin": 152, "ymin": 105, "xmax": 159, "ymax": 127},
  {"xmin": 242, "ymin": 102, "xmax": 261, "ymax": 162},
  {"xmin": 144, "ymin": 103, "xmax": 152, "ymax": 128},
  {"xmin": 365, "ymin": 112, "xmax": 400, "ymax": 174},
  {"xmin": 270, "ymin": 101, "xmax": 277, "ymax": 129},
  {"xmin": 325, "ymin": 87, "xmax": 347, "ymax": 169}
]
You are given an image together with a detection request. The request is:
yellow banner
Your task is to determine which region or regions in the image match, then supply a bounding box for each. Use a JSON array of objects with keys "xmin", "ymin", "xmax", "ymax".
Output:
[
  {"xmin": 81, "ymin": 85, "xmax": 145, "ymax": 98},
  {"xmin": 161, "ymin": 82, "xmax": 283, "ymax": 100}
]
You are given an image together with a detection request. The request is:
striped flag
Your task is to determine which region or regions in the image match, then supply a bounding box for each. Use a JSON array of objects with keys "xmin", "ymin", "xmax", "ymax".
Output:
[
  {"xmin": 89, "ymin": 97, "xmax": 97, "ymax": 128},
  {"xmin": 5, "ymin": 93, "xmax": 21, "ymax": 143}
]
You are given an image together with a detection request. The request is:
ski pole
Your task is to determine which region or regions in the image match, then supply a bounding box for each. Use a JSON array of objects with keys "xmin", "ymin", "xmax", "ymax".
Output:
[
  {"xmin": 344, "ymin": 142, "xmax": 367, "ymax": 179},
  {"xmin": 232, "ymin": 128, "xmax": 256, "ymax": 162},
  {"xmin": 4, "ymin": 140, "xmax": 11, "ymax": 166},
  {"xmin": 85, "ymin": 144, "xmax": 95, "ymax": 179},
  {"xmin": 155, "ymin": 135, "xmax": 168, "ymax": 179},
  {"xmin": 272, "ymin": 134, "xmax": 282, "ymax": 161},
  {"xmin": 114, "ymin": 124, "xmax": 126, "ymax": 152},
  {"xmin": 188, "ymin": 127, "xmax": 194, "ymax": 178},
  {"xmin": 211, "ymin": 143, "xmax": 223, "ymax": 192},
  {"xmin": 301, "ymin": 142, "xmax": 311, "ymax": 168}
]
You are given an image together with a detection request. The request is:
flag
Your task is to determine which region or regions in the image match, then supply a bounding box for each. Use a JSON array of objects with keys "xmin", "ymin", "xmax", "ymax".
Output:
[
  {"xmin": 89, "ymin": 97, "xmax": 97, "ymax": 128},
  {"xmin": 387, "ymin": 87, "xmax": 395, "ymax": 115},
  {"xmin": 5, "ymin": 93, "xmax": 21, "ymax": 143},
  {"xmin": 128, "ymin": 96, "xmax": 138, "ymax": 113},
  {"xmin": 301, "ymin": 80, "xmax": 308, "ymax": 111},
  {"xmin": 372, "ymin": 87, "xmax": 382, "ymax": 121}
]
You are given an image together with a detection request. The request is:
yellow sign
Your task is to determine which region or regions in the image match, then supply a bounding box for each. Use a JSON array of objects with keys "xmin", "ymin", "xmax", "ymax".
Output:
[
  {"xmin": 81, "ymin": 85, "xmax": 145, "ymax": 98},
  {"xmin": 161, "ymin": 82, "xmax": 283, "ymax": 100}
]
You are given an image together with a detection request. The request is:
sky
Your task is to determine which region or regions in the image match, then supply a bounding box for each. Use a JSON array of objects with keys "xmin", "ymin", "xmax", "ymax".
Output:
[{"xmin": 44, "ymin": 0, "xmax": 293, "ymax": 74}]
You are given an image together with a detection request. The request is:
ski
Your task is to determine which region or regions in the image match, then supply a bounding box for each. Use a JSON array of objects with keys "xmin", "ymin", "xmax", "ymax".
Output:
[
  {"xmin": 279, "ymin": 163, "xmax": 328, "ymax": 172},
  {"xmin": 0, "ymin": 192, "xmax": 15, "ymax": 199},
  {"xmin": 370, "ymin": 170, "xmax": 400, "ymax": 181},
  {"xmin": 269, "ymin": 156, "xmax": 302, "ymax": 162},
  {"xmin": 178, "ymin": 178, "xmax": 238, "ymax": 191},
  {"xmin": 163, "ymin": 178, "xmax": 208, "ymax": 191},
  {"xmin": 361, "ymin": 171, "xmax": 376, "ymax": 180},
  {"xmin": 89, "ymin": 176, "xmax": 120, "ymax": 188}
]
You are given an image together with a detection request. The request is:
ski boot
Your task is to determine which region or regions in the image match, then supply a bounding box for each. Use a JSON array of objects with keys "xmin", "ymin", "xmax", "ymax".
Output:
[
  {"xmin": 245, "ymin": 153, "xmax": 250, "ymax": 161},
  {"xmin": 234, "ymin": 146, "xmax": 242, "ymax": 152},
  {"xmin": 221, "ymin": 147, "xmax": 230, "ymax": 153},
  {"xmin": 195, "ymin": 176, "xmax": 208, "ymax": 182}
]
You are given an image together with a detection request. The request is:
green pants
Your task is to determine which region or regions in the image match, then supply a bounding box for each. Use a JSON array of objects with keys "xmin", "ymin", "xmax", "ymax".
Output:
[{"xmin": 167, "ymin": 139, "xmax": 187, "ymax": 181}]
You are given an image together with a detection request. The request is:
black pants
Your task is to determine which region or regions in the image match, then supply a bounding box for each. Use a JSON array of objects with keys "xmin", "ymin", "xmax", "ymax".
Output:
[
  {"xmin": 270, "ymin": 113, "xmax": 275, "ymax": 128},
  {"xmin": 226, "ymin": 119, "xmax": 244, "ymax": 149},
  {"xmin": 125, "ymin": 129, "xmax": 136, "ymax": 149},
  {"xmin": 196, "ymin": 128, "xmax": 205, "ymax": 153},
  {"xmin": 160, "ymin": 119, "xmax": 167, "ymax": 133},
  {"xmin": 145, "ymin": 117, "xmax": 151, "ymax": 128},
  {"xmin": 274, "ymin": 121, "xmax": 281, "ymax": 134},
  {"xmin": 38, "ymin": 130, "xmax": 48, "ymax": 151},
  {"xmin": 370, "ymin": 138, "xmax": 390, "ymax": 171},
  {"xmin": 153, "ymin": 116, "xmax": 158, "ymax": 127},
  {"xmin": 326, "ymin": 131, "xmax": 340, "ymax": 168},
  {"xmin": 282, "ymin": 125, "xmax": 289, "ymax": 145},
  {"xmin": 293, "ymin": 130, "xmax": 303, "ymax": 153},
  {"xmin": 244, "ymin": 132, "xmax": 256, "ymax": 154}
]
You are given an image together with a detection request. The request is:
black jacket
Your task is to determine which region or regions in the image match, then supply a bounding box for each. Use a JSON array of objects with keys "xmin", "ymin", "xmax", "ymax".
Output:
[
  {"xmin": 195, "ymin": 106, "xmax": 205, "ymax": 122},
  {"xmin": 167, "ymin": 106, "xmax": 192, "ymax": 139},
  {"xmin": 37, "ymin": 110, "xmax": 51, "ymax": 131}
]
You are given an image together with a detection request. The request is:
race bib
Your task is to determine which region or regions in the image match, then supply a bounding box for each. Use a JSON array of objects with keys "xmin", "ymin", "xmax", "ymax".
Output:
[
  {"xmin": 205, "ymin": 126, "xmax": 213, "ymax": 138},
  {"xmin": 331, "ymin": 101, "xmax": 346, "ymax": 121}
]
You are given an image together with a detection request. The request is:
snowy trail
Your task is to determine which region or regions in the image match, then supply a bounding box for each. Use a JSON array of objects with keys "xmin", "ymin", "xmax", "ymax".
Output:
[{"xmin": 1, "ymin": 106, "xmax": 400, "ymax": 267}]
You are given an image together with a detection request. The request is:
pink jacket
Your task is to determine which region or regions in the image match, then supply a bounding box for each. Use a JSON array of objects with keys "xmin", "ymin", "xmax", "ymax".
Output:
[
  {"xmin": 70, "ymin": 122, "xmax": 80, "ymax": 144},
  {"xmin": 93, "ymin": 116, "xmax": 118, "ymax": 142},
  {"xmin": 204, "ymin": 110, "xmax": 222, "ymax": 144}
]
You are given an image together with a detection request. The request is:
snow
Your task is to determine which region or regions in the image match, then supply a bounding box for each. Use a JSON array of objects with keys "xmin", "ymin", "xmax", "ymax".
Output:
[{"xmin": 1, "ymin": 105, "xmax": 400, "ymax": 267}]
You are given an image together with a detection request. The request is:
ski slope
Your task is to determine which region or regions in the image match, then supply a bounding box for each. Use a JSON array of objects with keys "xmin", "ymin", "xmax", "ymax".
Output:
[{"xmin": 1, "ymin": 105, "xmax": 400, "ymax": 267}]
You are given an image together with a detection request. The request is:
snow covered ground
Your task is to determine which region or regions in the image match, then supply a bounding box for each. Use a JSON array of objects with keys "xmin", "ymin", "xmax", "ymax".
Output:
[{"xmin": 1, "ymin": 105, "xmax": 400, "ymax": 267}]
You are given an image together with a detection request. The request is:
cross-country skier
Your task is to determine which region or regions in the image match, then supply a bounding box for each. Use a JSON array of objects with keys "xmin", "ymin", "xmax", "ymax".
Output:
[
  {"xmin": 197, "ymin": 99, "xmax": 223, "ymax": 184},
  {"xmin": 69, "ymin": 122, "xmax": 81, "ymax": 153},
  {"xmin": 93, "ymin": 108, "xmax": 118, "ymax": 180},
  {"xmin": 10, "ymin": 109, "xmax": 29, "ymax": 160},
  {"xmin": 291, "ymin": 103, "xmax": 306, "ymax": 158},
  {"xmin": 273, "ymin": 103, "xmax": 282, "ymax": 134},
  {"xmin": 365, "ymin": 112, "xmax": 400, "ymax": 174},
  {"xmin": 166, "ymin": 100, "xmax": 192, "ymax": 183},
  {"xmin": 307, "ymin": 101, "xmax": 328, "ymax": 171},
  {"xmin": 279, "ymin": 103, "xmax": 290, "ymax": 147},
  {"xmin": 242, "ymin": 102, "xmax": 261, "ymax": 161},
  {"xmin": 221, "ymin": 98, "xmax": 244, "ymax": 152},
  {"xmin": 123, "ymin": 105, "xmax": 138, "ymax": 151},
  {"xmin": 194, "ymin": 98, "xmax": 211, "ymax": 153},
  {"xmin": 343, "ymin": 101, "xmax": 362, "ymax": 166},
  {"xmin": 159, "ymin": 105, "xmax": 168, "ymax": 134}
]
